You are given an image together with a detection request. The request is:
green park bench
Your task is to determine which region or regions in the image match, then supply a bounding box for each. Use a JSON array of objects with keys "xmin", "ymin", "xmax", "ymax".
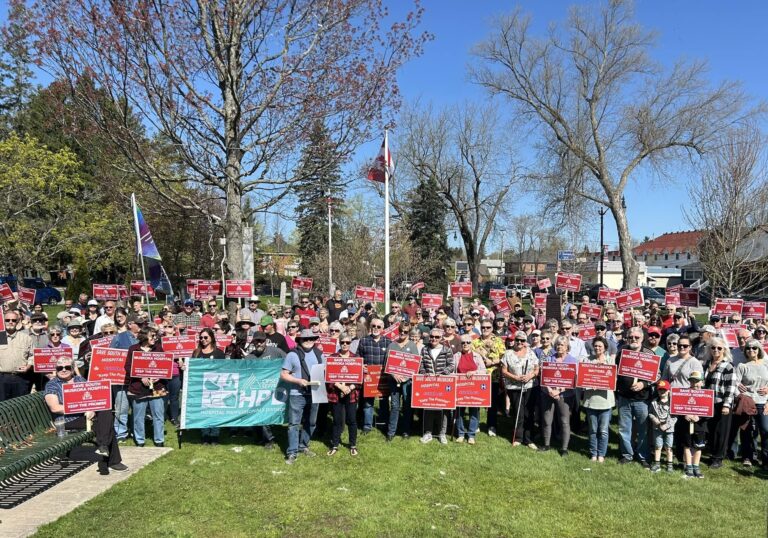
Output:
[{"xmin": 0, "ymin": 392, "xmax": 95, "ymax": 482}]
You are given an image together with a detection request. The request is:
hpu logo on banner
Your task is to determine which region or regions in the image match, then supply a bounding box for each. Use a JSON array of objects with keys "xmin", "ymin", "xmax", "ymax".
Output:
[{"xmin": 202, "ymin": 373, "xmax": 239, "ymax": 408}]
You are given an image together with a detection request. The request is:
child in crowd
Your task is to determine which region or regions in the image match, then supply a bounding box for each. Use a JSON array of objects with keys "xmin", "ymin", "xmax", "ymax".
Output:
[
  {"xmin": 680, "ymin": 371, "xmax": 708, "ymax": 479},
  {"xmin": 649, "ymin": 380, "xmax": 676, "ymax": 473}
]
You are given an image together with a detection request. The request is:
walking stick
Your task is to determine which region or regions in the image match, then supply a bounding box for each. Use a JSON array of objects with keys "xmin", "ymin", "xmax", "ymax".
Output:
[{"xmin": 511, "ymin": 356, "xmax": 530, "ymax": 445}]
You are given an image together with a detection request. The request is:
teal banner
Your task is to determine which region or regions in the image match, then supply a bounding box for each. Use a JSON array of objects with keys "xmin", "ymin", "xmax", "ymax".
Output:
[{"xmin": 180, "ymin": 358, "xmax": 289, "ymax": 429}]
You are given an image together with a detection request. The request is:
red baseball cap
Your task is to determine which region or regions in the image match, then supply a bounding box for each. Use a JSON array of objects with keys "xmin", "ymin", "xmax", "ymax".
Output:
[
  {"xmin": 657, "ymin": 380, "xmax": 670, "ymax": 391},
  {"xmin": 647, "ymin": 326, "xmax": 661, "ymax": 336}
]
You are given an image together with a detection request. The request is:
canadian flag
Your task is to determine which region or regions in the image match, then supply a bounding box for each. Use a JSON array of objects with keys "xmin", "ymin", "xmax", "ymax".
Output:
[{"xmin": 366, "ymin": 133, "xmax": 393, "ymax": 183}]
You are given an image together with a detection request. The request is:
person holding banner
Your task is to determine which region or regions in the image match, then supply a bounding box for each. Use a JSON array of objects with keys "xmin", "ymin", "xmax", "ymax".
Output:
[
  {"xmin": 680, "ymin": 371, "xmax": 708, "ymax": 479},
  {"xmin": 702, "ymin": 338, "xmax": 736, "ymax": 469},
  {"xmin": 386, "ymin": 322, "xmax": 419, "ymax": 441},
  {"xmin": 44, "ymin": 356, "xmax": 127, "ymax": 475},
  {"xmin": 127, "ymin": 327, "xmax": 168, "ymax": 447},
  {"xmin": 418, "ymin": 329, "xmax": 455, "ymax": 444},
  {"xmin": 190, "ymin": 328, "xmax": 226, "ymax": 444},
  {"xmin": 281, "ymin": 329, "xmax": 323, "ymax": 464},
  {"xmin": 501, "ymin": 332, "xmax": 539, "ymax": 449},
  {"xmin": 733, "ymin": 340, "xmax": 768, "ymax": 468},
  {"xmin": 616, "ymin": 327, "xmax": 653, "ymax": 467},
  {"xmin": 581, "ymin": 336, "xmax": 615, "ymax": 463},
  {"xmin": 539, "ymin": 336, "xmax": 579, "ymax": 456},
  {"xmin": 662, "ymin": 336, "xmax": 703, "ymax": 389},
  {"xmin": 454, "ymin": 335, "xmax": 487, "ymax": 444},
  {"xmin": 326, "ymin": 335, "xmax": 360, "ymax": 456}
]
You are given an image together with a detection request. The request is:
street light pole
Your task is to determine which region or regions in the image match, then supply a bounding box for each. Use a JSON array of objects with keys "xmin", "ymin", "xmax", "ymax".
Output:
[
  {"xmin": 327, "ymin": 192, "xmax": 333, "ymax": 294},
  {"xmin": 598, "ymin": 207, "xmax": 607, "ymax": 287}
]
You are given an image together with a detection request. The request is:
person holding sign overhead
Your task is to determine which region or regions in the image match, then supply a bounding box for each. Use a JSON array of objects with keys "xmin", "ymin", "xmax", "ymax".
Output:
[
  {"xmin": 419, "ymin": 328, "xmax": 455, "ymax": 444},
  {"xmin": 44, "ymin": 356, "xmax": 127, "ymax": 475},
  {"xmin": 538, "ymin": 336, "xmax": 578, "ymax": 456}
]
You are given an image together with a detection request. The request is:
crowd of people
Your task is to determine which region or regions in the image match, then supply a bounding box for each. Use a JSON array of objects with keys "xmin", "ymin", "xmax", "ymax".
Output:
[{"xmin": 1, "ymin": 287, "xmax": 766, "ymax": 479}]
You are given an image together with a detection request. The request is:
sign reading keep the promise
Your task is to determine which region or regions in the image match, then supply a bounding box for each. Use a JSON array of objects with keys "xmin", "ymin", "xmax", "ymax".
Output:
[
  {"xmin": 384, "ymin": 350, "xmax": 421, "ymax": 378},
  {"xmin": 325, "ymin": 356, "xmax": 364, "ymax": 384},
  {"xmin": 618, "ymin": 349, "xmax": 660, "ymax": 382},
  {"xmin": 62, "ymin": 380, "xmax": 113, "ymax": 414}
]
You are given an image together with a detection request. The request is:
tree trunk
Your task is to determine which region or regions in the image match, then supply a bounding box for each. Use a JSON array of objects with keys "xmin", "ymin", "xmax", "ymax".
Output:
[{"xmin": 613, "ymin": 202, "xmax": 639, "ymax": 289}]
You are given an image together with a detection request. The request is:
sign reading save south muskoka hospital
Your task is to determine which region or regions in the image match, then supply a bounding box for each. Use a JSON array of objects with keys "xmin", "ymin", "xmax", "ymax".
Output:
[{"xmin": 180, "ymin": 358, "xmax": 290, "ymax": 429}]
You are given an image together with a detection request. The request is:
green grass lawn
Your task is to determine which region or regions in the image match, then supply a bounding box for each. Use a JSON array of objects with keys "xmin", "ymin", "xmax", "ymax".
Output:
[{"xmin": 34, "ymin": 410, "xmax": 767, "ymax": 538}]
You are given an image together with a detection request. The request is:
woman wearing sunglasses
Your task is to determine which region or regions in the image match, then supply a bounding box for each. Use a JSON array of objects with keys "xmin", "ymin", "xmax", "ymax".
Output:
[
  {"xmin": 127, "ymin": 327, "xmax": 167, "ymax": 447},
  {"xmin": 191, "ymin": 327, "xmax": 225, "ymax": 444},
  {"xmin": 733, "ymin": 339, "xmax": 768, "ymax": 468},
  {"xmin": 44, "ymin": 357, "xmax": 128, "ymax": 475},
  {"xmin": 325, "ymin": 333, "xmax": 360, "ymax": 456},
  {"xmin": 702, "ymin": 337, "xmax": 736, "ymax": 469}
]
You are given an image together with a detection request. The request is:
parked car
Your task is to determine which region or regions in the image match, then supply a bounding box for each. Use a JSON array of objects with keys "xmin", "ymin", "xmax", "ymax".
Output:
[
  {"xmin": 506, "ymin": 284, "xmax": 532, "ymax": 299},
  {"xmin": 640, "ymin": 286, "xmax": 666, "ymax": 304},
  {"xmin": 21, "ymin": 277, "xmax": 62, "ymax": 305}
]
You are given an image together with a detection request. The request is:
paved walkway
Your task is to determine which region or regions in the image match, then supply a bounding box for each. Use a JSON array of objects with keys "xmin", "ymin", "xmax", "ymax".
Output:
[{"xmin": 0, "ymin": 446, "xmax": 171, "ymax": 538}]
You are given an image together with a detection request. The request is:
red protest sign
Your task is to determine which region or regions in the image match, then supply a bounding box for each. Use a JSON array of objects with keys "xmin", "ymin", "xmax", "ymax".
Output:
[
  {"xmin": 670, "ymin": 388, "xmax": 715, "ymax": 417},
  {"xmin": 522, "ymin": 275, "xmax": 538, "ymax": 287},
  {"xmin": 580, "ymin": 303, "xmax": 603, "ymax": 320},
  {"xmin": 450, "ymin": 282, "xmax": 472, "ymax": 298},
  {"xmin": 534, "ymin": 293, "xmax": 547, "ymax": 310},
  {"xmin": 537, "ymin": 277, "xmax": 552, "ymax": 289},
  {"xmin": 679, "ymin": 288, "xmax": 699, "ymax": 307},
  {"xmin": 742, "ymin": 301, "xmax": 767, "ymax": 320},
  {"xmin": 721, "ymin": 328, "xmax": 738, "ymax": 349},
  {"xmin": 62, "ymin": 380, "xmax": 113, "ymax": 414},
  {"xmin": 763, "ymin": 341, "xmax": 768, "ymax": 355},
  {"xmin": 540, "ymin": 363, "xmax": 577, "ymax": 388},
  {"xmin": 363, "ymin": 365, "xmax": 390, "ymax": 398},
  {"xmin": 17, "ymin": 286, "xmax": 36, "ymax": 305},
  {"xmin": 186, "ymin": 279, "xmax": 202, "ymax": 297},
  {"xmin": 354, "ymin": 286, "xmax": 375, "ymax": 302},
  {"xmin": 88, "ymin": 347, "xmax": 130, "ymax": 384},
  {"xmin": 618, "ymin": 349, "xmax": 660, "ymax": 382},
  {"xmin": 0, "ymin": 282, "xmax": 14, "ymax": 303},
  {"xmin": 33, "ymin": 347, "xmax": 74, "ymax": 373},
  {"xmin": 384, "ymin": 349, "xmax": 421, "ymax": 378},
  {"xmin": 667, "ymin": 284, "xmax": 683, "ymax": 291},
  {"xmin": 291, "ymin": 276, "xmax": 313, "ymax": 291},
  {"xmin": 381, "ymin": 324, "xmax": 400, "ymax": 340},
  {"xmin": 316, "ymin": 335, "xmax": 338, "ymax": 355},
  {"xmin": 373, "ymin": 288, "xmax": 385, "ymax": 303},
  {"xmin": 622, "ymin": 310, "xmax": 633, "ymax": 327},
  {"xmin": 455, "ymin": 374, "xmax": 492, "ymax": 407},
  {"xmin": 712, "ymin": 298, "xmax": 744, "ymax": 317},
  {"xmin": 410, "ymin": 281, "xmax": 426, "ymax": 292},
  {"xmin": 577, "ymin": 324, "xmax": 596, "ymax": 341},
  {"xmin": 130, "ymin": 351, "xmax": 174, "ymax": 379},
  {"xmin": 130, "ymin": 280, "xmax": 156, "ymax": 298},
  {"xmin": 88, "ymin": 335, "xmax": 114, "ymax": 350},
  {"xmin": 196, "ymin": 280, "xmax": 221, "ymax": 298},
  {"xmin": 616, "ymin": 288, "xmax": 644, "ymax": 310},
  {"xmin": 92, "ymin": 284, "xmax": 118, "ymax": 301},
  {"xmin": 161, "ymin": 335, "xmax": 197, "ymax": 359},
  {"xmin": 325, "ymin": 356, "xmax": 364, "ymax": 384},
  {"xmin": 225, "ymin": 279, "xmax": 253, "ymax": 298},
  {"xmin": 421, "ymin": 293, "xmax": 443, "ymax": 309},
  {"xmin": 555, "ymin": 273, "xmax": 582, "ymax": 292},
  {"xmin": 117, "ymin": 285, "xmax": 129, "ymax": 300},
  {"xmin": 665, "ymin": 290, "xmax": 681, "ymax": 307},
  {"xmin": 576, "ymin": 363, "xmax": 617, "ymax": 391},
  {"xmin": 215, "ymin": 334, "xmax": 233, "ymax": 351},
  {"xmin": 489, "ymin": 288, "xmax": 506, "ymax": 303},
  {"xmin": 411, "ymin": 375, "xmax": 457, "ymax": 409},
  {"xmin": 597, "ymin": 287, "xmax": 619, "ymax": 303}
]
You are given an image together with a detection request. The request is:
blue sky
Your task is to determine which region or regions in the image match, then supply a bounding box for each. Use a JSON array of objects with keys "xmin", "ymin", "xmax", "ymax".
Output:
[{"xmin": 351, "ymin": 0, "xmax": 768, "ymax": 253}]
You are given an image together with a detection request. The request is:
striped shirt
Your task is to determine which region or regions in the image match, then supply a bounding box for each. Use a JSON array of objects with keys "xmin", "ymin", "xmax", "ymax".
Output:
[{"xmin": 704, "ymin": 359, "xmax": 736, "ymax": 407}]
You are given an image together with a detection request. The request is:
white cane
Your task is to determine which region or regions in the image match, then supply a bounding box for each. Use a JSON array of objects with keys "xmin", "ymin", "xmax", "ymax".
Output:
[{"xmin": 511, "ymin": 356, "xmax": 530, "ymax": 445}]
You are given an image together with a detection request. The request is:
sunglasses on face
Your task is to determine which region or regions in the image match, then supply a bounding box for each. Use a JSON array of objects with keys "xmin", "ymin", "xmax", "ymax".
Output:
[
  {"xmin": 668, "ymin": 342, "xmax": 678, "ymax": 346},
  {"xmin": 4, "ymin": 318, "xmax": 17, "ymax": 323},
  {"xmin": 102, "ymin": 331, "xmax": 116, "ymax": 335},
  {"xmin": 746, "ymin": 347, "xmax": 759, "ymax": 351},
  {"xmin": 481, "ymin": 326, "xmax": 492, "ymax": 330},
  {"xmin": 371, "ymin": 325, "xmax": 384, "ymax": 329},
  {"xmin": 679, "ymin": 344, "xmax": 691, "ymax": 348},
  {"xmin": 461, "ymin": 341, "xmax": 472, "ymax": 345},
  {"xmin": 340, "ymin": 341, "xmax": 352, "ymax": 345},
  {"xmin": 712, "ymin": 346, "xmax": 725, "ymax": 351},
  {"xmin": 199, "ymin": 336, "xmax": 211, "ymax": 341},
  {"xmin": 515, "ymin": 339, "xmax": 527, "ymax": 343},
  {"xmin": 541, "ymin": 337, "xmax": 550, "ymax": 341},
  {"xmin": 50, "ymin": 332, "xmax": 62, "ymax": 336},
  {"xmin": 56, "ymin": 365, "xmax": 73, "ymax": 372},
  {"xmin": 429, "ymin": 335, "xmax": 441, "ymax": 340},
  {"xmin": 330, "ymin": 329, "xmax": 340, "ymax": 333}
]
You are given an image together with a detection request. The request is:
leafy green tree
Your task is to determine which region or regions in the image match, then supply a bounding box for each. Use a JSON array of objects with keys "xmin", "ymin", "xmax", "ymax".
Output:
[
  {"xmin": 293, "ymin": 121, "xmax": 345, "ymax": 280},
  {"xmin": 0, "ymin": 0, "xmax": 34, "ymax": 134}
]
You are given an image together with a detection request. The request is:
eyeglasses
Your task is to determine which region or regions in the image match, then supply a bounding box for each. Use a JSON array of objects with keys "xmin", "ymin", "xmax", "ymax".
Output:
[
  {"xmin": 33, "ymin": 320, "xmax": 45, "ymax": 324},
  {"xmin": 371, "ymin": 324, "xmax": 384, "ymax": 329},
  {"xmin": 464, "ymin": 323, "xmax": 474, "ymax": 326},
  {"xmin": 102, "ymin": 331, "xmax": 116, "ymax": 335},
  {"xmin": 50, "ymin": 332, "xmax": 62, "ymax": 336},
  {"xmin": 208, "ymin": 305, "xmax": 217, "ymax": 309},
  {"xmin": 429, "ymin": 335, "xmax": 442, "ymax": 340},
  {"xmin": 4, "ymin": 318, "xmax": 17, "ymax": 322},
  {"xmin": 461, "ymin": 341, "xmax": 472, "ymax": 345},
  {"xmin": 678, "ymin": 344, "xmax": 691, "ymax": 348},
  {"xmin": 712, "ymin": 346, "xmax": 725, "ymax": 351},
  {"xmin": 668, "ymin": 342, "xmax": 678, "ymax": 346},
  {"xmin": 330, "ymin": 329, "xmax": 340, "ymax": 333},
  {"xmin": 541, "ymin": 337, "xmax": 550, "ymax": 341},
  {"xmin": 481, "ymin": 326, "xmax": 492, "ymax": 330},
  {"xmin": 199, "ymin": 336, "xmax": 211, "ymax": 341},
  {"xmin": 561, "ymin": 327, "xmax": 572, "ymax": 331},
  {"xmin": 56, "ymin": 365, "xmax": 73, "ymax": 372},
  {"xmin": 288, "ymin": 325, "xmax": 298, "ymax": 329},
  {"xmin": 746, "ymin": 347, "xmax": 759, "ymax": 351},
  {"xmin": 105, "ymin": 306, "xmax": 115, "ymax": 310},
  {"xmin": 515, "ymin": 339, "xmax": 527, "ymax": 343}
]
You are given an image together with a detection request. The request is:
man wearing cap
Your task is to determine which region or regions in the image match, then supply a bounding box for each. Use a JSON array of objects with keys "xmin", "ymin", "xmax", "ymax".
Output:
[
  {"xmin": 174, "ymin": 299, "xmax": 203, "ymax": 331},
  {"xmin": 294, "ymin": 295, "xmax": 317, "ymax": 329},
  {"xmin": 694, "ymin": 325, "xmax": 718, "ymax": 364},
  {"xmin": 615, "ymin": 326, "xmax": 653, "ymax": 467},
  {"xmin": 357, "ymin": 318, "xmax": 392, "ymax": 434},
  {"xmin": 93, "ymin": 300, "xmax": 117, "ymax": 335},
  {"xmin": 260, "ymin": 315, "xmax": 289, "ymax": 353},
  {"xmin": 645, "ymin": 326, "xmax": 665, "ymax": 357},
  {"xmin": 0, "ymin": 310, "xmax": 33, "ymax": 401},
  {"xmin": 662, "ymin": 309, "xmax": 695, "ymax": 346},
  {"xmin": 111, "ymin": 315, "xmax": 144, "ymax": 349},
  {"xmin": 325, "ymin": 289, "xmax": 345, "ymax": 323},
  {"xmin": 44, "ymin": 356, "xmax": 128, "ymax": 475},
  {"xmin": 402, "ymin": 296, "xmax": 420, "ymax": 321},
  {"xmin": 56, "ymin": 310, "xmax": 73, "ymax": 332},
  {"xmin": 239, "ymin": 295, "xmax": 265, "ymax": 326},
  {"xmin": 280, "ymin": 329, "xmax": 323, "ymax": 464}
]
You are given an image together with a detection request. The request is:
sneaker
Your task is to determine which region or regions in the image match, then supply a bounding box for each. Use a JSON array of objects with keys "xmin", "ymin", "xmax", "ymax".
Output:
[
  {"xmin": 98, "ymin": 468, "xmax": 109, "ymax": 476},
  {"xmin": 455, "ymin": 437, "xmax": 465, "ymax": 443},
  {"xmin": 537, "ymin": 445, "xmax": 550, "ymax": 452},
  {"xmin": 590, "ymin": 456, "xmax": 597, "ymax": 462},
  {"xmin": 327, "ymin": 447, "xmax": 339, "ymax": 456},
  {"xmin": 109, "ymin": 463, "xmax": 129, "ymax": 472},
  {"xmin": 350, "ymin": 447, "xmax": 359, "ymax": 457},
  {"xmin": 743, "ymin": 459, "xmax": 753, "ymax": 467},
  {"xmin": 95, "ymin": 445, "xmax": 109, "ymax": 457},
  {"xmin": 488, "ymin": 427, "xmax": 497, "ymax": 437},
  {"xmin": 639, "ymin": 460, "xmax": 650, "ymax": 469},
  {"xmin": 649, "ymin": 462, "xmax": 661, "ymax": 473},
  {"xmin": 512, "ymin": 441, "xmax": 521, "ymax": 447},
  {"xmin": 302, "ymin": 448, "xmax": 316, "ymax": 458},
  {"xmin": 386, "ymin": 435, "xmax": 394, "ymax": 443},
  {"xmin": 155, "ymin": 442, "xmax": 164, "ymax": 448},
  {"xmin": 527, "ymin": 443, "xmax": 538, "ymax": 450},
  {"xmin": 559, "ymin": 449, "xmax": 569, "ymax": 457},
  {"xmin": 666, "ymin": 462, "xmax": 675, "ymax": 473},
  {"xmin": 467, "ymin": 438, "xmax": 476, "ymax": 445},
  {"xmin": 136, "ymin": 443, "xmax": 145, "ymax": 448},
  {"xmin": 420, "ymin": 433, "xmax": 433, "ymax": 444},
  {"xmin": 683, "ymin": 469, "xmax": 693, "ymax": 479},
  {"xmin": 438, "ymin": 435, "xmax": 448, "ymax": 445},
  {"xmin": 402, "ymin": 433, "xmax": 410, "ymax": 440},
  {"xmin": 709, "ymin": 460, "xmax": 722, "ymax": 470},
  {"xmin": 117, "ymin": 438, "xmax": 129, "ymax": 445},
  {"xmin": 618, "ymin": 457, "xmax": 632, "ymax": 465},
  {"xmin": 285, "ymin": 454, "xmax": 297, "ymax": 465},
  {"xmin": 598, "ymin": 456, "xmax": 605, "ymax": 464},
  {"xmin": 264, "ymin": 441, "xmax": 275, "ymax": 450},
  {"xmin": 693, "ymin": 467, "xmax": 704, "ymax": 479}
]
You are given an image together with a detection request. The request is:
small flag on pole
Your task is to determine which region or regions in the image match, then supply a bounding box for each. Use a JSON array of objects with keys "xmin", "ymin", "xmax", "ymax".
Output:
[{"xmin": 367, "ymin": 138, "xmax": 393, "ymax": 183}]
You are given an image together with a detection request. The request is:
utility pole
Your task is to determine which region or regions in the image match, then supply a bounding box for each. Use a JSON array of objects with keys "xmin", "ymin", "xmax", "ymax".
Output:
[
  {"xmin": 599, "ymin": 207, "xmax": 607, "ymax": 287},
  {"xmin": 327, "ymin": 192, "xmax": 333, "ymax": 294}
]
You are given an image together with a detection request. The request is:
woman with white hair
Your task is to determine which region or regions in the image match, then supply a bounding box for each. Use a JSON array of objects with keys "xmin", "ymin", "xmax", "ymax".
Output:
[
  {"xmin": 539, "ymin": 335, "xmax": 579, "ymax": 456},
  {"xmin": 733, "ymin": 339, "xmax": 768, "ymax": 468},
  {"xmin": 702, "ymin": 337, "xmax": 736, "ymax": 469}
]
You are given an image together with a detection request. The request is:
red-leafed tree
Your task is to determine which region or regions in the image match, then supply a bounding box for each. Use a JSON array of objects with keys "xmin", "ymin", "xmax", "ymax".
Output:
[{"xmin": 26, "ymin": 0, "xmax": 430, "ymax": 279}]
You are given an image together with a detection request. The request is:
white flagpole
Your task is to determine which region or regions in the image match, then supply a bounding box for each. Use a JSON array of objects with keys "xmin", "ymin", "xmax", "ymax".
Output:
[
  {"xmin": 131, "ymin": 193, "xmax": 152, "ymax": 315},
  {"xmin": 384, "ymin": 130, "xmax": 391, "ymax": 313}
]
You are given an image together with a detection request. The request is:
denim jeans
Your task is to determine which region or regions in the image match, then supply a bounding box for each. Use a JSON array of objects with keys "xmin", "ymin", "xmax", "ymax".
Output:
[
  {"xmin": 287, "ymin": 393, "xmax": 318, "ymax": 456},
  {"xmin": 455, "ymin": 407, "xmax": 480, "ymax": 438},
  {"xmin": 617, "ymin": 396, "xmax": 648, "ymax": 461},
  {"xmin": 740, "ymin": 404, "xmax": 768, "ymax": 462},
  {"xmin": 165, "ymin": 375, "xmax": 182, "ymax": 422},
  {"xmin": 362, "ymin": 396, "xmax": 389, "ymax": 432},
  {"xmin": 387, "ymin": 379, "xmax": 411, "ymax": 437},
  {"xmin": 132, "ymin": 397, "xmax": 165, "ymax": 445},
  {"xmin": 586, "ymin": 407, "xmax": 612, "ymax": 457},
  {"xmin": 113, "ymin": 388, "xmax": 130, "ymax": 440}
]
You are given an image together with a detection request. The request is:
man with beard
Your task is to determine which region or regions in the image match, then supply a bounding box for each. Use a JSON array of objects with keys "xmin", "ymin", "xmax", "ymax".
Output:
[
  {"xmin": 616, "ymin": 326, "xmax": 654, "ymax": 467},
  {"xmin": 0, "ymin": 309, "xmax": 33, "ymax": 400}
]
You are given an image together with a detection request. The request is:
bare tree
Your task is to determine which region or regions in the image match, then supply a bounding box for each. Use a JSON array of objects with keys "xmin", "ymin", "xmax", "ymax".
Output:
[
  {"xmin": 471, "ymin": 0, "xmax": 756, "ymax": 288},
  {"xmin": 397, "ymin": 102, "xmax": 519, "ymax": 292},
  {"xmin": 685, "ymin": 125, "xmax": 768, "ymax": 296},
  {"xmin": 28, "ymin": 0, "xmax": 430, "ymax": 280}
]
